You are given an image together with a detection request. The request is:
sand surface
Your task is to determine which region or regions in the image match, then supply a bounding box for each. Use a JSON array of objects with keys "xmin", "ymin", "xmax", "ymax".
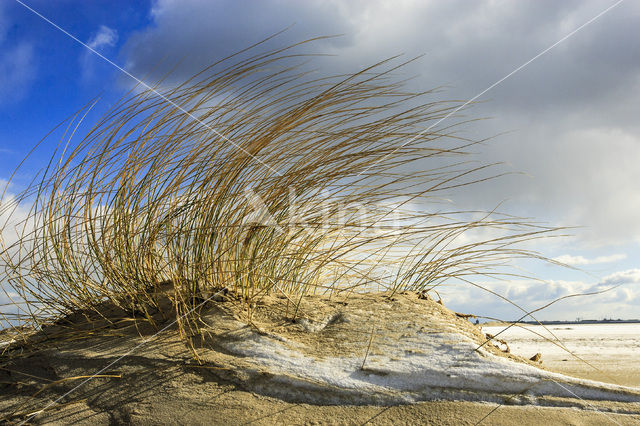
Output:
[{"xmin": 1, "ymin": 292, "xmax": 639, "ymax": 425}]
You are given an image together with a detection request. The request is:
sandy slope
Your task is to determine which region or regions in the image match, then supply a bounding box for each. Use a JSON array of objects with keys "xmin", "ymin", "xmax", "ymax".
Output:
[{"xmin": 1, "ymin": 292, "xmax": 639, "ymax": 425}]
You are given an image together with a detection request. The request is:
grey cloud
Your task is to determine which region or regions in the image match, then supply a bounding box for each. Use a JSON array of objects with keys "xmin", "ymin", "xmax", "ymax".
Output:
[
  {"xmin": 120, "ymin": 0, "xmax": 640, "ymax": 121},
  {"xmin": 459, "ymin": 123, "xmax": 640, "ymax": 246},
  {"xmin": 593, "ymin": 268, "xmax": 640, "ymax": 289},
  {"xmin": 118, "ymin": 0, "xmax": 640, "ymax": 246},
  {"xmin": 121, "ymin": 0, "xmax": 358, "ymax": 82}
]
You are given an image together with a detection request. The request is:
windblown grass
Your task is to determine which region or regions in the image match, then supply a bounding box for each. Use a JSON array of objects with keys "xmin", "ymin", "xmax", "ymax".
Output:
[{"xmin": 0, "ymin": 40, "xmax": 560, "ymax": 345}]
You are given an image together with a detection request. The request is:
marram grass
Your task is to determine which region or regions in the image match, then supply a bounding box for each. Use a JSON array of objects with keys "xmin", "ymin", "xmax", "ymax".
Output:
[{"xmin": 0, "ymin": 40, "xmax": 561, "ymax": 346}]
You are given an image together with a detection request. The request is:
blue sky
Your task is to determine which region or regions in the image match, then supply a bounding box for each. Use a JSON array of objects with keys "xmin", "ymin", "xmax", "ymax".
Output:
[
  {"xmin": 0, "ymin": 1, "xmax": 151, "ymax": 177},
  {"xmin": 1, "ymin": 0, "xmax": 639, "ymax": 320}
]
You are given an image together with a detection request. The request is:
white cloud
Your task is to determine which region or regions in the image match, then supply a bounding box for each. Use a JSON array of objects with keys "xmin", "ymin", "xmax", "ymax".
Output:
[
  {"xmin": 443, "ymin": 268, "xmax": 640, "ymax": 321},
  {"xmin": 87, "ymin": 25, "xmax": 118, "ymax": 51},
  {"xmin": 81, "ymin": 25, "xmax": 118, "ymax": 81},
  {"xmin": 553, "ymin": 253, "xmax": 627, "ymax": 266},
  {"xmin": 0, "ymin": 4, "xmax": 36, "ymax": 105},
  {"xmin": 596, "ymin": 269, "xmax": 640, "ymax": 290},
  {"xmin": 0, "ymin": 182, "xmax": 35, "ymax": 253},
  {"xmin": 0, "ymin": 181, "xmax": 35, "ymax": 327},
  {"xmin": 0, "ymin": 42, "xmax": 36, "ymax": 105}
]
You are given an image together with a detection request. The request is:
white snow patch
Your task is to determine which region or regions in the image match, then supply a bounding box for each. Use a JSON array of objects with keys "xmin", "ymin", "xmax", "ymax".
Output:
[{"xmin": 219, "ymin": 326, "xmax": 640, "ymax": 405}]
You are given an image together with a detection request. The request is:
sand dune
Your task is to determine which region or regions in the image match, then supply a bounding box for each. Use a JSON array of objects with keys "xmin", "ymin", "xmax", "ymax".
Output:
[{"xmin": 1, "ymin": 292, "xmax": 639, "ymax": 425}]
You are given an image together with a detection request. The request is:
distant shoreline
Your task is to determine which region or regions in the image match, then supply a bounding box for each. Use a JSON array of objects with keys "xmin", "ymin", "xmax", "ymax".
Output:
[{"xmin": 483, "ymin": 319, "xmax": 640, "ymax": 326}]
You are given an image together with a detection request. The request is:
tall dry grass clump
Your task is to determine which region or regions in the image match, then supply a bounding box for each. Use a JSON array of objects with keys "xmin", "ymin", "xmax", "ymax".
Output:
[{"xmin": 0, "ymin": 41, "xmax": 558, "ymax": 343}]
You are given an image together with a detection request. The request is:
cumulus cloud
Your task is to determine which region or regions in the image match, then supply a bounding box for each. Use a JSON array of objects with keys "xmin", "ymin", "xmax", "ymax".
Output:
[
  {"xmin": 0, "ymin": 181, "xmax": 35, "ymax": 327},
  {"xmin": 81, "ymin": 25, "xmax": 118, "ymax": 81},
  {"xmin": 553, "ymin": 253, "xmax": 627, "ymax": 266},
  {"xmin": 443, "ymin": 268, "xmax": 640, "ymax": 321},
  {"xmin": 87, "ymin": 25, "xmax": 118, "ymax": 51},
  {"xmin": 0, "ymin": 42, "xmax": 36, "ymax": 105},
  {"xmin": 0, "ymin": 4, "xmax": 36, "ymax": 105},
  {"xmin": 594, "ymin": 269, "xmax": 640, "ymax": 291},
  {"xmin": 0, "ymin": 180, "xmax": 35, "ymax": 254}
]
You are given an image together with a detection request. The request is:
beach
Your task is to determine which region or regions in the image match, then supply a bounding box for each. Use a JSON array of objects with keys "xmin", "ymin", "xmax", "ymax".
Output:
[{"xmin": 483, "ymin": 323, "xmax": 640, "ymax": 388}]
